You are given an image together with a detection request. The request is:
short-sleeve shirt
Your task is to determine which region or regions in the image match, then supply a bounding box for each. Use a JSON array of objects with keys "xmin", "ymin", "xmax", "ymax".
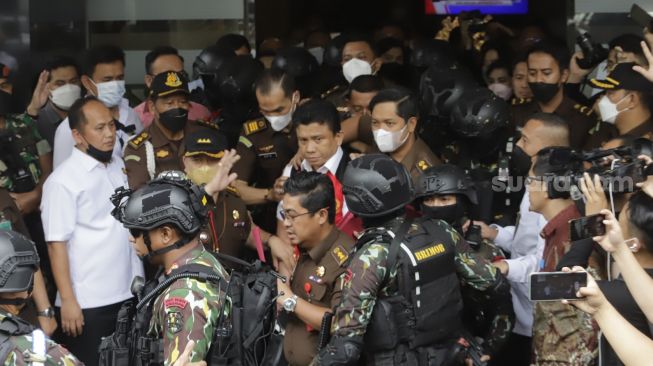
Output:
[{"xmin": 40, "ymin": 147, "xmax": 144, "ymax": 308}]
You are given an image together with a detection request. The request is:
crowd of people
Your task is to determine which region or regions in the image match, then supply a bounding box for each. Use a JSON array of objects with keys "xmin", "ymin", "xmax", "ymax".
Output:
[{"xmin": 1, "ymin": 9, "xmax": 653, "ymax": 366}]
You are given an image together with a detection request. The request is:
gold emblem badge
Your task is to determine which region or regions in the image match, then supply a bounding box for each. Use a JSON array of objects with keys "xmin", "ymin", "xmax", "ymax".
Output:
[
  {"xmin": 316, "ymin": 266, "xmax": 325, "ymax": 277},
  {"xmin": 165, "ymin": 72, "xmax": 182, "ymax": 87},
  {"xmin": 156, "ymin": 149, "xmax": 170, "ymax": 158},
  {"xmin": 232, "ymin": 210, "xmax": 240, "ymax": 220}
]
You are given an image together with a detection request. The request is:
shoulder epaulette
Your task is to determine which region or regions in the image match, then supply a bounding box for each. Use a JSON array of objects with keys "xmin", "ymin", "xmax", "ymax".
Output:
[
  {"xmin": 511, "ymin": 97, "xmax": 532, "ymax": 106},
  {"xmin": 574, "ymin": 104, "xmax": 594, "ymax": 117},
  {"xmin": 330, "ymin": 244, "xmax": 350, "ymax": 267},
  {"xmin": 225, "ymin": 185, "xmax": 240, "ymax": 197},
  {"xmin": 195, "ymin": 119, "xmax": 219, "ymax": 130},
  {"xmin": 321, "ymin": 85, "xmax": 343, "ymax": 100},
  {"xmin": 128, "ymin": 131, "xmax": 149, "ymax": 149},
  {"xmin": 242, "ymin": 119, "xmax": 267, "ymax": 136}
]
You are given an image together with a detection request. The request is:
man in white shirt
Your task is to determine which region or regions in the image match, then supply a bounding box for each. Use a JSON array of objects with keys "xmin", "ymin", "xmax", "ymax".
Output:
[
  {"xmin": 276, "ymin": 99, "xmax": 362, "ymax": 241},
  {"xmin": 53, "ymin": 45, "xmax": 142, "ymax": 169},
  {"xmin": 41, "ymin": 96, "xmax": 143, "ymax": 366},
  {"xmin": 467, "ymin": 112, "xmax": 570, "ymax": 366}
]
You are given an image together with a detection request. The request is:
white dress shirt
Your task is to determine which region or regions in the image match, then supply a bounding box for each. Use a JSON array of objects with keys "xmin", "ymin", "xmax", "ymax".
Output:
[
  {"xmin": 277, "ymin": 147, "xmax": 349, "ymax": 218},
  {"xmin": 491, "ymin": 190, "xmax": 547, "ymax": 337},
  {"xmin": 53, "ymin": 98, "xmax": 142, "ymax": 169},
  {"xmin": 41, "ymin": 147, "xmax": 144, "ymax": 309}
]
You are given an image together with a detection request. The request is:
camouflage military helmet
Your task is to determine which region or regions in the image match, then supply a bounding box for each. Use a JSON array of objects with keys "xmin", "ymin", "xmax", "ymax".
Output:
[
  {"xmin": 111, "ymin": 171, "xmax": 210, "ymax": 235},
  {"xmin": 0, "ymin": 231, "xmax": 39, "ymax": 293},
  {"xmin": 449, "ymin": 87, "xmax": 511, "ymax": 139},
  {"xmin": 342, "ymin": 154, "xmax": 414, "ymax": 218},
  {"xmin": 416, "ymin": 164, "xmax": 478, "ymax": 204}
]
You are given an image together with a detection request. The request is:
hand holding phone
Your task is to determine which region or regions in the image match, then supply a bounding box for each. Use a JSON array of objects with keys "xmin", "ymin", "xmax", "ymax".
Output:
[
  {"xmin": 569, "ymin": 214, "xmax": 606, "ymax": 242},
  {"xmin": 529, "ymin": 271, "xmax": 587, "ymax": 301}
]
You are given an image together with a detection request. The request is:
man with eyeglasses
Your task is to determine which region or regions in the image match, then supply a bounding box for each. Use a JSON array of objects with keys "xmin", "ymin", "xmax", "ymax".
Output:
[{"xmin": 277, "ymin": 171, "xmax": 355, "ymax": 366}]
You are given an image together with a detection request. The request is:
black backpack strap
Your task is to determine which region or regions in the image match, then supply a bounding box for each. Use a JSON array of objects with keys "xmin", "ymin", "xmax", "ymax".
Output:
[
  {"xmin": 383, "ymin": 218, "xmax": 413, "ymax": 286},
  {"xmin": 168, "ymin": 263, "xmax": 227, "ymax": 287}
]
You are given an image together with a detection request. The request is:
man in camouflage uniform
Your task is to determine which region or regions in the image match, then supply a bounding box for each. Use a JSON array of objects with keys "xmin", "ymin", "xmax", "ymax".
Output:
[
  {"xmin": 0, "ymin": 230, "xmax": 83, "ymax": 365},
  {"xmin": 110, "ymin": 167, "xmax": 237, "ymax": 365},
  {"xmin": 313, "ymin": 154, "xmax": 507, "ymax": 366}
]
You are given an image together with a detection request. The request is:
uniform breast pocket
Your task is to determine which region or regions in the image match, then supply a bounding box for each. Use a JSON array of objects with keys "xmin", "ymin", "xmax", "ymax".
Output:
[{"xmin": 307, "ymin": 282, "xmax": 328, "ymax": 304}]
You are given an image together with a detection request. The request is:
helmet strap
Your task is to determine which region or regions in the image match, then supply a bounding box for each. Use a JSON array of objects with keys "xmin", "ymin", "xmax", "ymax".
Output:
[
  {"xmin": 142, "ymin": 234, "xmax": 193, "ymax": 263},
  {"xmin": 0, "ymin": 297, "xmax": 30, "ymax": 305}
]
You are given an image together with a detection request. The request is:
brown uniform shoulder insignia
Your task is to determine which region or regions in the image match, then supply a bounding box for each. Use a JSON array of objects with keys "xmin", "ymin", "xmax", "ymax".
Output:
[
  {"xmin": 196, "ymin": 119, "xmax": 219, "ymax": 130},
  {"xmin": 330, "ymin": 244, "xmax": 349, "ymax": 267},
  {"xmin": 225, "ymin": 185, "xmax": 240, "ymax": 197},
  {"xmin": 574, "ymin": 104, "xmax": 594, "ymax": 117},
  {"xmin": 242, "ymin": 118, "xmax": 267, "ymax": 136},
  {"xmin": 128, "ymin": 131, "xmax": 149, "ymax": 149},
  {"xmin": 321, "ymin": 85, "xmax": 343, "ymax": 100},
  {"xmin": 416, "ymin": 159, "xmax": 431, "ymax": 172},
  {"xmin": 511, "ymin": 97, "xmax": 532, "ymax": 106}
]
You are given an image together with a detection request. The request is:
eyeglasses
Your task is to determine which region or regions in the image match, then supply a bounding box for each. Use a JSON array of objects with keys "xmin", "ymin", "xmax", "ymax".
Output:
[
  {"xmin": 280, "ymin": 209, "xmax": 321, "ymax": 222},
  {"xmin": 129, "ymin": 228, "xmax": 144, "ymax": 238}
]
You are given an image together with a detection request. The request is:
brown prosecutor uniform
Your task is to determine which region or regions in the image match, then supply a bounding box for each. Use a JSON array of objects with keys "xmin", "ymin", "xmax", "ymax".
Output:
[
  {"xmin": 511, "ymin": 96, "xmax": 614, "ymax": 150},
  {"xmin": 399, "ymin": 137, "xmax": 441, "ymax": 183},
  {"xmin": 200, "ymin": 186, "xmax": 253, "ymax": 260},
  {"xmin": 123, "ymin": 119, "xmax": 217, "ymax": 190},
  {"xmin": 233, "ymin": 117, "xmax": 297, "ymax": 231},
  {"xmin": 283, "ymin": 229, "xmax": 355, "ymax": 366}
]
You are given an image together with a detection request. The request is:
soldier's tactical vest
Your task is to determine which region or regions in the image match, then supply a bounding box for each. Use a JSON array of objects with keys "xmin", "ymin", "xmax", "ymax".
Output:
[
  {"xmin": 363, "ymin": 217, "xmax": 463, "ymax": 352},
  {"xmin": 0, "ymin": 314, "xmax": 47, "ymax": 364}
]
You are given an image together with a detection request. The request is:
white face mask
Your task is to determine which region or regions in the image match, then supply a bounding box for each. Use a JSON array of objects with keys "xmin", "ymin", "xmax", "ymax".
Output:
[
  {"xmin": 265, "ymin": 99, "xmax": 297, "ymax": 132},
  {"xmin": 92, "ymin": 80, "xmax": 125, "ymax": 107},
  {"xmin": 188, "ymin": 78, "xmax": 204, "ymax": 92},
  {"xmin": 50, "ymin": 84, "xmax": 81, "ymax": 110},
  {"xmin": 373, "ymin": 123, "xmax": 409, "ymax": 153},
  {"xmin": 307, "ymin": 47, "xmax": 324, "ymax": 65},
  {"xmin": 598, "ymin": 93, "xmax": 630, "ymax": 124},
  {"xmin": 488, "ymin": 83, "xmax": 512, "ymax": 101},
  {"xmin": 342, "ymin": 58, "xmax": 372, "ymax": 84}
]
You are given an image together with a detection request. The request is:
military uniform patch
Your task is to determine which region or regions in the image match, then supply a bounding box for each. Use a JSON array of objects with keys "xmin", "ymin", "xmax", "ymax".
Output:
[
  {"xmin": 417, "ymin": 160, "xmax": 431, "ymax": 171},
  {"xmin": 166, "ymin": 311, "xmax": 183, "ymax": 334},
  {"xmin": 238, "ymin": 136, "xmax": 253, "ymax": 148},
  {"xmin": 243, "ymin": 119, "xmax": 267, "ymax": 136},
  {"xmin": 511, "ymin": 97, "xmax": 532, "ymax": 105},
  {"xmin": 164, "ymin": 297, "xmax": 188, "ymax": 310},
  {"xmin": 331, "ymin": 245, "xmax": 349, "ymax": 266},
  {"xmin": 196, "ymin": 119, "xmax": 219, "ymax": 130},
  {"xmin": 129, "ymin": 132, "xmax": 149, "ymax": 149},
  {"xmin": 156, "ymin": 149, "xmax": 170, "ymax": 158},
  {"xmin": 574, "ymin": 104, "xmax": 594, "ymax": 117},
  {"xmin": 225, "ymin": 185, "xmax": 240, "ymax": 197}
]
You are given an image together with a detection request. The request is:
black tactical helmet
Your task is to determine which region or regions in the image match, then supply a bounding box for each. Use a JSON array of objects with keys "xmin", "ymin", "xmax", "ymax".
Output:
[
  {"xmin": 419, "ymin": 64, "xmax": 477, "ymax": 119},
  {"xmin": 192, "ymin": 45, "xmax": 236, "ymax": 84},
  {"xmin": 409, "ymin": 39, "xmax": 456, "ymax": 69},
  {"xmin": 0, "ymin": 231, "xmax": 39, "ymax": 293},
  {"xmin": 216, "ymin": 55, "xmax": 263, "ymax": 104},
  {"xmin": 111, "ymin": 171, "xmax": 209, "ymax": 235},
  {"xmin": 449, "ymin": 87, "xmax": 511, "ymax": 139},
  {"xmin": 272, "ymin": 47, "xmax": 319, "ymax": 78},
  {"xmin": 416, "ymin": 164, "xmax": 478, "ymax": 205},
  {"xmin": 342, "ymin": 154, "xmax": 414, "ymax": 218}
]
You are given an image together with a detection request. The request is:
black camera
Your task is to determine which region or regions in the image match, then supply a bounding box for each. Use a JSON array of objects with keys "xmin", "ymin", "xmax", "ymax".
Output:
[{"xmin": 576, "ymin": 32, "xmax": 608, "ymax": 70}]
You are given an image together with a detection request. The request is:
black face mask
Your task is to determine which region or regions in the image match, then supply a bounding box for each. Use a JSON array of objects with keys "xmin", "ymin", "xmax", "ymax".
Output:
[
  {"xmin": 420, "ymin": 202, "xmax": 466, "ymax": 230},
  {"xmin": 511, "ymin": 145, "xmax": 532, "ymax": 178},
  {"xmin": 528, "ymin": 82, "xmax": 560, "ymax": 103},
  {"xmin": 87, "ymin": 143, "xmax": 113, "ymax": 163},
  {"xmin": 159, "ymin": 108, "xmax": 188, "ymax": 133}
]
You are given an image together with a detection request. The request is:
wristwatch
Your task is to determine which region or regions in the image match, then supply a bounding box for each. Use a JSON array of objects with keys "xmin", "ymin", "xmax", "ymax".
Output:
[
  {"xmin": 37, "ymin": 307, "xmax": 55, "ymax": 318},
  {"xmin": 282, "ymin": 295, "xmax": 298, "ymax": 313}
]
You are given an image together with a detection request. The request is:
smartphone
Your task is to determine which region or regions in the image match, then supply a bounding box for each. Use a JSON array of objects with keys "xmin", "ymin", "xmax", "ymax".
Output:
[
  {"xmin": 630, "ymin": 4, "xmax": 653, "ymax": 30},
  {"xmin": 569, "ymin": 214, "xmax": 606, "ymax": 242},
  {"xmin": 529, "ymin": 272, "xmax": 587, "ymax": 301}
]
